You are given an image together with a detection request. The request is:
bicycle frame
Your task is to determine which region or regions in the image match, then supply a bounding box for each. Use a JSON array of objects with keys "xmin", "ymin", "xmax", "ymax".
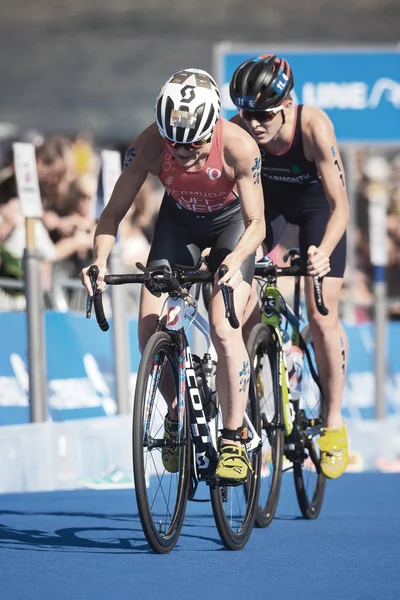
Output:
[
  {"xmin": 160, "ymin": 294, "xmax": 261, "ymax": 486},
  {"xmin": 258, "ymin": 270, "xmax": 324, "ymax": 443},
  {"xmin": 260, "ymin": 283, "xmax": 296, "ymax": 436}
]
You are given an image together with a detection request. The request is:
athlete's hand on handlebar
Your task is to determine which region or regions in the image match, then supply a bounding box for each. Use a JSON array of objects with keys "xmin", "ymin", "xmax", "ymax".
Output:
[
  {"xmin": 80, "ymin": 263, "xmax": 107, "ymax": 296},
  {"xmin": 307, "ymin": 245, "xmax": 331, "ymax": 278},
  {"xmin": 217, "ymin": 253, "xmax": 243, "ymax": 289}
]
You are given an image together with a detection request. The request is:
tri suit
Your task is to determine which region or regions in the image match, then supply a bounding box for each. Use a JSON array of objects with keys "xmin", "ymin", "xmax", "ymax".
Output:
[
  {"xmin": 147, "ymin": 118, "xmax": 255, "ymax": 283},
  {"xmin": 261, "ymin": 105, "xmax": 346, "ymax": 277}
]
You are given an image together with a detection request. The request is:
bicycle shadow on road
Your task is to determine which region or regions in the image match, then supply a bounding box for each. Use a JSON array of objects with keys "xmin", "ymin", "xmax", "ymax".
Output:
[{"xmin": 0, "ymin": 510, "xmax": 223, "ymax": 554}]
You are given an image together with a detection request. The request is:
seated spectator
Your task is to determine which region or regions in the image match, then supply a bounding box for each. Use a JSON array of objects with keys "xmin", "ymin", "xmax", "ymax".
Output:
[
  {"xmin": 129, "ymin": 175, "xmax": 162, "ymax": 243},
  {"xmin": 52, "ymin": 173, "xmax": 97, "ymax": 274},
  {"xmin": 118, "ymin": 204, "xmax": 151, "ymax": 271},
  {"xmin": 118, "ymin": 175, "xmax": 162, "ymax": 270},
  {"xmin": 0, "ymin": 136, "xmax": 78, "ymax": 261}
]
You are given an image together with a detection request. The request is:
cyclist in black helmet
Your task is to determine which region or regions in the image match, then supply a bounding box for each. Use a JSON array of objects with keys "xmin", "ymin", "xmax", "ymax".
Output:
[{"xmin": 230, "ymin": 54, "xmax": 350, "ymax": 479}]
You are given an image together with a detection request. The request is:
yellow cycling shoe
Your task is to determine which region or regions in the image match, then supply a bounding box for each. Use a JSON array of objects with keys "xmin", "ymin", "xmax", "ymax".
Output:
[
  {"xmin": 317, "ymin": 423, "xmax": 349, "ymax": 479},
  {"xmin": 215, "ymin": 444, "xmax": 252, "ymax": 483},
  {"xmin": 162, "ymin": 414, "xmax": 179, "ymax": 474}
]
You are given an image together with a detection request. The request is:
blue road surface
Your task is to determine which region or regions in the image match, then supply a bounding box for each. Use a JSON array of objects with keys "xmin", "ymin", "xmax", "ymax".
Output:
[{"xmin": 0, "ymin": 473, "xmax": 399, "ymax": 600}]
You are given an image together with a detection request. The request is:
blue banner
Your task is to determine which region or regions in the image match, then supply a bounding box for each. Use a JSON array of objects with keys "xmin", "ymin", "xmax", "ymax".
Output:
[
  {"xmin": 0, "ymin": 312, "xmax": 399, "ymax": 425},
  {"xmin": 0, "ymin": 312, "xmax": 141, "ymax": 425},
  {"xmin": 216, "ymin": 46, "xmax": 400, "ymax": 142}
]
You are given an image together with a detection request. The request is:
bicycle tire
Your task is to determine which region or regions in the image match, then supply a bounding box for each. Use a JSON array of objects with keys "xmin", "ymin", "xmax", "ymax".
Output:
[
  {"xmin": 132, "ymin": 331, "xmax": 190, "ymax": 553},
  {"xmin": 292, "ymin": 325, "xmax": 326, "ymax": 519},
  {"xmin": 209, "ymin": 368, "xmax": 261, "ymax": 550},
  {"xmin": 247, "ymin": 323, "xmax": 284, "ymax": 528}
]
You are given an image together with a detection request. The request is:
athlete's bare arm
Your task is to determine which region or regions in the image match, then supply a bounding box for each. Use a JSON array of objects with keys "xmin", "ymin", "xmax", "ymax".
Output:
[
  {"xmin": 93, "ymin": 123, "xmax": 163, "ymax": 267},
  {"xmin": 221, "ymin": 121, "xmax": 265, "ymax": 280},
  {"xmin": 302, "ymin": 107, "xmax": 350, "ymax": 264}
]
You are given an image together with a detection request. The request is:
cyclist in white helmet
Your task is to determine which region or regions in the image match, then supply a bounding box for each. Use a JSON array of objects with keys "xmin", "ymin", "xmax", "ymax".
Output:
[{"xmin": 81, "ymin": 68, "xmax": 266, "ymax": 482}]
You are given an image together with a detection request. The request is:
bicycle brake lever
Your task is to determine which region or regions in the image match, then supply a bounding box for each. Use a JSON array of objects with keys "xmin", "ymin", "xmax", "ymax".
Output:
[{"xmin": 86, "ymin": 265, "xmax": 99, "ymax": 319}]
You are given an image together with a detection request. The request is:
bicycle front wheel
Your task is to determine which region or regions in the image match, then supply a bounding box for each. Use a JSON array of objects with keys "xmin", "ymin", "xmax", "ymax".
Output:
[
  {"xmin": 209, "ymin": 371, "xmax": 261, "ymax": 550},
  {"xmin": 293, "ymin": 325, "xmax": 326, "ymax": 519},
  {"xmin": 247, "ymin": 323, "xmax": 284, "ymax": 528},
  {"xmin": 132, "ymin": 331, "xmax": 190, "ymax": 553}
]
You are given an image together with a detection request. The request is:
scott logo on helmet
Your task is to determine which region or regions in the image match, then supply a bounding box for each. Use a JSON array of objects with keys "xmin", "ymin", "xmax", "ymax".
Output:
[{"xmin": 180, "ymin": 85, "xmax": 196, "ymax": 103}]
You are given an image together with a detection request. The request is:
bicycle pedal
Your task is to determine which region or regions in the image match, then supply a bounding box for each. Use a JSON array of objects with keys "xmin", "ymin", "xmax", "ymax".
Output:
[
  {"xmin": 188, "ymin": 498, "xmax": 211, "ymax": 503},
  {"xmin": 214, "ymin": 476, "xmax": 246, "ymax": 487}
]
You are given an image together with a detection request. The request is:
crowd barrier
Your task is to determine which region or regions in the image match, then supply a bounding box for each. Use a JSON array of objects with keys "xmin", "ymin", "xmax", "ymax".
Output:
[{"xmin": 1, "ymin": 313, "xmax": 400, "ymax": 492}]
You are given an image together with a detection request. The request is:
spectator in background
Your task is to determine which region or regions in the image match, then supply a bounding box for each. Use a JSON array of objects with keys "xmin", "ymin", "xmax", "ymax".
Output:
[
  {"xmin": 0, "ymin": 136, "xmax": 76, "ymax": 261},
  {"xmin": 53, "ymin": 173, "xmax": 97, "ymax": 274},
  {"xmin": 387, "ymin": 186, "xmax": 400, "ymax": 244},
  {"xmin": 126, "ymin": 174, "xmax": 162, "ymax": 243},
  {"xmin": 0, "ymin": 136, "xmax": 80, "ymax": 297},
  {"xmin": 352, "ymin": 151, "xmax": 400, "ymax": 322},
  {"xmin": 387, "ymin": 180, "xmax": 400, "ymax": 320},
  {"xmin": 39, "ymin": 136, "xmax": 76, "ymax": 218},
  {"xmin": 387, "ymin": 235, "xmax": 400, "ymax": 320},
  {"xmin": 119, "ymin": 199, "xmax": 151, "ymax": 271},
  {"xmin": 117, "ymin": 175, "xmax": 164, "ymax": 271},
  {"xmin": 71, "ymin": 131, "xmax": 98, "ymax": 176}
]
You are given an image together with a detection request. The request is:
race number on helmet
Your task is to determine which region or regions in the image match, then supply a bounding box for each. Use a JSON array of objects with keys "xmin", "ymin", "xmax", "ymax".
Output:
[
  {"xmin": 230, "ymin": 54, "xmax": 294, "ymax": 111},
  {"xmin": 155, "ymin": 68, "xmax": 221, "ymax": 143}
]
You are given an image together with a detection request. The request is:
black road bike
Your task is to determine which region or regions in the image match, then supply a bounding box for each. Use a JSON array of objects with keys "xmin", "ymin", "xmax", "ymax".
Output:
[{"xmin": 87, "ymin": 263, "xmax": 262, "ymax": 553}]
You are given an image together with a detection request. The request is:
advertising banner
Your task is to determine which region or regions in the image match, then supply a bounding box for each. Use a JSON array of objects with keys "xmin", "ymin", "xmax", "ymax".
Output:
[
  {"xmin": 215, "ymin": 45, "xmax": 400, "ymax": 142},
  {"xmin": 0, "ymin": 312, "xmax": 141, "ymax": 425},
  {"xmin": 1, "ymin": 312, "xmax": 399, "ymax": 425}
]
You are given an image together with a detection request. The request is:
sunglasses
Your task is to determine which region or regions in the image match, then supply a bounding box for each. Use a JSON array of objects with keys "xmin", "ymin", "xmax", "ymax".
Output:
[
  {"xmin": 163, "ymin": 136, "xmax": 211, "ymax": 151},
  {"xmin": 240, "ymin": 105, "xmax": 284, "ymax": 123}
]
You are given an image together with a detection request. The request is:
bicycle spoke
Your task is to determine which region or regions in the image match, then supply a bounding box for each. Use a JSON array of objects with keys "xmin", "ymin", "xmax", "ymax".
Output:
[{"xmin": 133, "ymin": 332, "xmax": 190, "ymax": 553}]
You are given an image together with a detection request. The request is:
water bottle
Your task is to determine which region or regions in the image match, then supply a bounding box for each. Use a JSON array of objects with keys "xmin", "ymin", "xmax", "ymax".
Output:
[
  {"xmin": 291, "ymin": 345, "xmax": 304, "ymax": 403},
  {"xmin": 282, "ymin": 330, "xmax": 298, "ymax": 400},
  {"xmin": 282, "ymin": 329, "xmax": 294, "ymax": 374}
]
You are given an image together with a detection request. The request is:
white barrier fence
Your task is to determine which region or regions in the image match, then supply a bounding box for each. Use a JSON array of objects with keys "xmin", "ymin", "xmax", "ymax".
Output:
[{"xmin": 1, "ymin": 415, "xmax": 400, "ymax": 494}]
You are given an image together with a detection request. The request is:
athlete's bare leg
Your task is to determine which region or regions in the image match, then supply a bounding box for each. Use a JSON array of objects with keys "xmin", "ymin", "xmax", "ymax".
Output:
[
  {"xmin": 242, "ymin": 280, "xmax": 260, "ymax": 343},
  {"xmin": 137, "ymin": 284, "xmax": 179, "ymax": 415},
  {"xmin": 304, "ymin": 276, "xmax": 347, "ymax": 429},
  {"xmin": 138, "ymin": 284, "xmax": 166, "ymax": 352},
  {"xmin": 241, "ymin": 246, "xmax": 264, "ymax": 342},
  {"xmin": 209, "ymin": 280, "xmax": 252, "ymax": 439}
]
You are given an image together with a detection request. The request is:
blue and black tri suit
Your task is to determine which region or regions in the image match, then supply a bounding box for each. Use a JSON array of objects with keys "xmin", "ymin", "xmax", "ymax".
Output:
[{"xmin": 261, "ymin": 105, "xmax": 346, "ymax": 278}]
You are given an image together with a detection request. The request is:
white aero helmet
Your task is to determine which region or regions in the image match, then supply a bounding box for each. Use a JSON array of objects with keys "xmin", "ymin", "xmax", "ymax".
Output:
[{"xmin": 155, "ymin": 68, "xmax": 221, "ymax": 144}]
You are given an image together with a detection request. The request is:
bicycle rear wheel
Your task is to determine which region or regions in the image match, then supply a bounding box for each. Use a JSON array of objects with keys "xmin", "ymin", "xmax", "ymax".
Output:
[
  {"xmin": 293, "ymin": 325, "xmax": 326, "ymax": 519},
  {"xmin": 132, "ymin": 331, "xmax": 190, "ymax": 553},
  {"xmin": 209, "ymin": 371, "xmax": 261, "ymax": 550},
  {"xmin": 247, "ymin": 323, "xmax": 284, "ymax": 528}
]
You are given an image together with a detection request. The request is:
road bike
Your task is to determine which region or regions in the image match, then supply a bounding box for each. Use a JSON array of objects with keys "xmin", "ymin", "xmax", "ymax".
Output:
[
  {"xmin": 87, "ymin": 262, "xmax": 262, "ymax": 553},
  {"xmin": 247, "ymin": 250, "xmax": 328, "ymax": 527}
]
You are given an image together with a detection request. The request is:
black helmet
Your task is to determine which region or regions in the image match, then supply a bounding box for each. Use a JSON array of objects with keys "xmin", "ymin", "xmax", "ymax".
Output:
[{"xmin": 229, "ymin": 54, "xmax": 294, "ymax": 110}]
